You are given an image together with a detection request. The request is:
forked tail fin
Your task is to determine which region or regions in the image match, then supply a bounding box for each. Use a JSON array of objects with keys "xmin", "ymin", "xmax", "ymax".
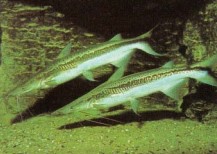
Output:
[
  {"xmin": 192, "ymin": 54, "xmax": 217, "ymax": 87},
  {"xmin": 192, "ymin": 54, "xmax": 217, "ymax": 69}
]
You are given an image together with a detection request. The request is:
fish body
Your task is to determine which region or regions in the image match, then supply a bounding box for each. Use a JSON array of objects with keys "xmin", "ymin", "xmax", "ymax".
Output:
[
  {"xmin": 42, "ymin": 31, "xmax": 159, "ymax": 86},
  {"xmin": 5, "ymin": 30, "xmax": 160, "ymax": 97},
  {"xmin": 53, "ymin": 55, "xmax": 217, "ymax": 115}
]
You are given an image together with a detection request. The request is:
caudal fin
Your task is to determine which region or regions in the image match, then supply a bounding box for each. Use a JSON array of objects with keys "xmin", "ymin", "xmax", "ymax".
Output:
[
  {"xmin": 192, "ymin": 54, "xmax": 217, "ymax": 68},
  {"xmin": 196, "ymin": 75, "xmax": 217, "ymax": 87},
  {"xmin": 136, "ymin": 42, "xmax": 162, "ymax": 56},
  {"xmin": 192, "ymin": 54, "xmax": 217, "ymax": 86}
]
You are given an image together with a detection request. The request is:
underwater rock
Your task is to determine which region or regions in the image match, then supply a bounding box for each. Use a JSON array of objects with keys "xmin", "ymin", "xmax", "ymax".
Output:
[
  {"xmin": 181, "ymin": 0, "xmax": 217, "ymax": 120},
  {"xmin": 183, "ymin": 0, "xmax": 217, "ymax": 63}
]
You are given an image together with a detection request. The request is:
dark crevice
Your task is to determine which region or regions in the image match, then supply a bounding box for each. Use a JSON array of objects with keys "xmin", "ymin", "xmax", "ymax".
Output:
[
  {"xmin": 8, "ymin": 0, "xmax": 207, "ymax": 37},
  {"xmin": 10, "ymin": 75, "xmax": 109, "ymax": 124}
]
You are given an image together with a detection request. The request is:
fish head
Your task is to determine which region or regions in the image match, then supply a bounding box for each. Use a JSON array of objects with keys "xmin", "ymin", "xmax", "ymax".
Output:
[
  {"xmin": 7, "ymin": 78, "xmax": 43, "ymax": 97},
  {"xmin": 52, "ymin": 98, "xmax": 95, "ymax": 116}
]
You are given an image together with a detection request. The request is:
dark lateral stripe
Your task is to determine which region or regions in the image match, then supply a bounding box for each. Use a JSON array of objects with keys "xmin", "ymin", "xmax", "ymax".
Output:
[
  {"xmin": 107, "ymin": 68, "xmax": 196, "ymax": 94},
  {"xmin": 59, "ymin": 38, "xmax": 140, "ymax": 68},
  {"xmin": 45, "ymin": 38, "xmax": 143, "ymax": 76},
  {"xmin": 83, "ymin": 67, "xmax": 205, "ymax": 101}
]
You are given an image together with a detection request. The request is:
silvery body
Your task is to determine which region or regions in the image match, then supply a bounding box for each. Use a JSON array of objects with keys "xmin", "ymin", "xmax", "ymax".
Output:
[
  {"xmin": 53, "ymin": 55, "xmax": 217, "ymax": 115},
  {"xmin": 6, "ymin": 31, "xmax": 159, "ymax": 97}
]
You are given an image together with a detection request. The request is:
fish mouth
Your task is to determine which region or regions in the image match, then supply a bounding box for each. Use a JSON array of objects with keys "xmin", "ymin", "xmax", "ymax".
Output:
[
  {"xmin": 51, "ymin": 111, "xmax": 65, "ymax": 116},
  {"xmin": 51, "ymin": 101, "xmax": 92, "ymax": 116},
  {"xmin": 51, "ymin": 106, "xmax": 80, "ymax": 116},
  {"xmin": 20, "ymin": 85, "xmax": 39, "ymax": 95},
  {"xmin": 51, "ymin": 105, "xmax": 76, "ymax": 116},
  {"xmin": 51, "ymin": 107, "xmax": 76, "ymax": 116},
  {"xmin": 11, "ymin": 80, "xmax": 42, "ymax": 96},
  {"xmin": 7, "ymin": 86, "xmax": 31, "ymax": 96}
]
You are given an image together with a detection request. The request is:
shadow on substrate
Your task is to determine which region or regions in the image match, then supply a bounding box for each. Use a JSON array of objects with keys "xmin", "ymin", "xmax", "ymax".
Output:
[
  {"xmin": 10, "ymin": 81, "xmax": 217, "ymax": 128},
  {"xmin": 10, "ymin": 77, "xmax": 104, "ymax": 124},
  {"xmin": 10, "ymin": 74, "xmax": 184, "ymax": 129},
  {"xmin": 58, "ymin": 110, "xmax": 184, "ymax": 130}
]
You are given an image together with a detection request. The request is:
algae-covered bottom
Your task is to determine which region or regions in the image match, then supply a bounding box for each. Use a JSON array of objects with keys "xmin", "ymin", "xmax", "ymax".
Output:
[{"xmin": 0, "ymin": 113, "xmax": 217, "ymax": 154}]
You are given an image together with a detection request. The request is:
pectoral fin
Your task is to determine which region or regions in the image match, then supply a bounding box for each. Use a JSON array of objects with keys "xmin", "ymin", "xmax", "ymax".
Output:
[
  {"xmin": 162, "ymin": 79, "xmax": 189, "ymax": 101},
  {"xmin": 57, "ymin": 42, "xmax": 72, "ymax": 59},
  {"xmin": 83, "ymin": 70, "xmax": 95, "ymax": 81},
  {"xmin": 130, "ymin": 98, "xmax": 140, "ymax": 114}
]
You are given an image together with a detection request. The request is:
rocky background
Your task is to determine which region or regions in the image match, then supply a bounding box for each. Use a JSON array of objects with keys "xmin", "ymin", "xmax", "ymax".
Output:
[{"xmin": 0, "ymin": 0, "xmax": 217, "ymax": 153}]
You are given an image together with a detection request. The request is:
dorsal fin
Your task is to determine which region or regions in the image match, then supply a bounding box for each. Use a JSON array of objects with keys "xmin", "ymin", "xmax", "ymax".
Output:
[
  {"xmin": 162, "ymin": 61, "xmax": 174, "ymax": 68},
  {"xmin": 136, "ymin": 24, "xmax": 159, "ymax": 39},
  {"xmin": 109, "ymin": 34, "xmax": 123, "ymax": 42},
  {"xmin": 57, "ymin": 42, "xmax": 72, "ymax": 59}
]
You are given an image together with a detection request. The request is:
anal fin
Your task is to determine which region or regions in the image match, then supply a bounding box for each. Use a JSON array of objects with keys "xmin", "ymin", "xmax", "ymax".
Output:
[
  {"xmin": 162, "ymin": 79, "xmax": 189, "ymax": 101},
  {"xmin": 108, "ymin": 50, "xmax": 134, "ymax": 82},
  {"xmin": 130, "ymin": 98, "xmax": 140, "ymax": 114}
]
